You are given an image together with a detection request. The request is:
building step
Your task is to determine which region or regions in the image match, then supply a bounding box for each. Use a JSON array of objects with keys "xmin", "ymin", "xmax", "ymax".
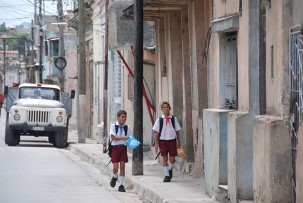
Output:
[{"xmin": 215, "ymin": 185, "xmax": 229, "ymax": 203}]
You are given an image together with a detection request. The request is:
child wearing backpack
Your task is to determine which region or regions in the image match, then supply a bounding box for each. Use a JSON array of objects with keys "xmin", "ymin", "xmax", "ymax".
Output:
[
  {"xmin": 109, "ymin": 110, "xmax": 131, "ymax": 192},
  {"xmin": 152, "ymin": 101, "xmax": 182, "ymax": 182}
]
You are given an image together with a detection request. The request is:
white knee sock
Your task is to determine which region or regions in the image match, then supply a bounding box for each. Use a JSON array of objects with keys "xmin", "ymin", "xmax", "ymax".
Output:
[
  {"xmin": 163, "ymin": 166, "xmax": 169, "ymax": 177},
  {"xmin": 119, "ymin": 176, "xmax": 125, "ymax": 186},
  {"xmin": 168, "ymin": 162, "xmax": 174, "ymax": 170},
  {"xmin": 113, "ymin": 173, "xmax": 118, "ymax": 178}
]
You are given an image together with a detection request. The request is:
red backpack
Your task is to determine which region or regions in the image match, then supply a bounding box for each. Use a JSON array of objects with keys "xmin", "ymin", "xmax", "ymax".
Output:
[{"xmin": 0, "ymin": 94, "xmax": 4, "ymax": 103}]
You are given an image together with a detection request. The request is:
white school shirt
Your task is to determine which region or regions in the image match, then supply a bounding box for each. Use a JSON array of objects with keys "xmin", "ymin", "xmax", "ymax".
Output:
[
  {"xmin": 109, "ymin": 121, "xmax": 131, "ymax": 146},
  {"xmin": 152, "ymin": 114, "xmax": 181, "ymax": 140}
]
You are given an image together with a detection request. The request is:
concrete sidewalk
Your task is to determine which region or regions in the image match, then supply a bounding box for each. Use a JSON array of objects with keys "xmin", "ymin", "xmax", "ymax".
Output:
[{"xmin": 67, "ymin": 130, "xmax": 218, "ymax": 203}]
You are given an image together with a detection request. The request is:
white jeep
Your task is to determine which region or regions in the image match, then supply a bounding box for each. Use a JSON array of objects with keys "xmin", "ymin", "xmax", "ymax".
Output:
[{"xmin": 4, "ymin": 83, "xmax": 75, "ymax": 148}]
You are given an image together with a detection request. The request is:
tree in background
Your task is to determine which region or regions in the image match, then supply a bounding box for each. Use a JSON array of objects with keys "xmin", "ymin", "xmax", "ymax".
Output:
[
  {"xmin": 7, "ymin": 33, "xmax": 30, "ymax": 58},
  {"xmin": 0, "ymin": 22, "xmax": 7, "ymax": 32}
]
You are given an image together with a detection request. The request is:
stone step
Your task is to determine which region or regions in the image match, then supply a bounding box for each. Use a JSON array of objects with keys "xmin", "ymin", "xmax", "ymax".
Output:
[{"xmin": 215, "ymin": 185, "xmax": 229, "ymax": 203}]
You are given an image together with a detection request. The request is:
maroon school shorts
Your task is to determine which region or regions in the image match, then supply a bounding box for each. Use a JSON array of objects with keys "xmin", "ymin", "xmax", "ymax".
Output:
[
  {"xmin": 159, "ymin": 139, "xmax": 177, "ymax": 157},
  {"xmin": 111, "ymin": 145, "xmax": 128, "ymax": 163}
]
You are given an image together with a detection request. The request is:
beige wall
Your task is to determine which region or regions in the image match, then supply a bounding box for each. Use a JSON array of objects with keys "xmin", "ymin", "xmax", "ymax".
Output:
[
  {"xmin": 266, "ymin": 2, "xmax": 279, "ymax": 115},
  {"xmin": 65, "ymin": 43, "xmax": 78, "ymax": 129},
  {"xmin": 266, "ymin": 0, "xmax": 291, "ymax": 118},
  {"xmin": 237, "ymin": 0, "xmax": 249, "ymax": 112},
  {"xmin": 91, "ymin": 2, "xmax": 105, "ymax": 139},
  {"xmin": 213, "ymin": 0, "xmax": 240, "ymax": 19},
  {"xmin": 253, "ymin": 116, "xmax": 291, "ymax": 202}
]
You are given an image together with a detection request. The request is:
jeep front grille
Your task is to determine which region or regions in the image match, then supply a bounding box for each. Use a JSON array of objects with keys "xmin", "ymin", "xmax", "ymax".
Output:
[{"xmin": 27, "ymin": 110, "xmax": 51, "ymax": 123}]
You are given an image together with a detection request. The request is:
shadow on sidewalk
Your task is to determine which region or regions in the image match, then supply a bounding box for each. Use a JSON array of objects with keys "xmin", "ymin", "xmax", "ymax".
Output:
[{"xmin": 67, "ymin": 130, "xmax": 218, "ymax": 203}]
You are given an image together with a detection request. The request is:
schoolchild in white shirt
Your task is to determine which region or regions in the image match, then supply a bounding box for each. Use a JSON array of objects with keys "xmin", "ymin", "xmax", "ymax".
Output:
[
  {"xmin": 152, "ymin": 101, "xmax": 181, "ymax": 182},
  {"xmin": 109, "ymin": 110, "xmax": 131, "ymax": 192}
]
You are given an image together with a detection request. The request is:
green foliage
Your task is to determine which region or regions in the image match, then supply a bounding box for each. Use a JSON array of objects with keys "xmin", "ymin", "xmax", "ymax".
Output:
[
  {"xmin": 0, "ymin": 22, "xmax": 7, "ymax": 32},
  {"xmin": 7, "ymin": 33, "xmax": 30, "ymax": 48},
  {"xmin": 6, "ymin": 33, "xmax": 30, "ymax": 57}
]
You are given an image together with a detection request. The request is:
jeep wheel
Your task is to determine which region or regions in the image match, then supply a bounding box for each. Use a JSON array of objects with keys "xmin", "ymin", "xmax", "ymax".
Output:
[
  {"xmin": 48, "ymin": 134, "xmax": 55, "ymax": 144},
  {"xmin": 4, "ymin": 113, "xmax": 9, "ymax": 144},
  {"xmin": 5, "ymin": 122, "xmax": 20, "ymax": 146},
  {"xmin": 55, "ymin": 130, "xmax": 67, "ymax": 148}
]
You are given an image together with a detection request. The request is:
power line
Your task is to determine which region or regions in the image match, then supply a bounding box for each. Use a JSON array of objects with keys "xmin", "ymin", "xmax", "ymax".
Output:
[
  {"xmin": 20, "ymin": 0, "xmax": 58, "ymax": 16},
  {"xmin": 0, "ymin": 16, "xmax": 33, "ymax": 21},
  {"xmin": 0, "ymin": 0, "xmax": 37, "ymax": 15}
]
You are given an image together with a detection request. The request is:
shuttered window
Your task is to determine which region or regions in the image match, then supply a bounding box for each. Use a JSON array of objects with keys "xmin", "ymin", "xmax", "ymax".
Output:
[{"xmin": 224, "ymin": 33, "xmax": 238, "ymax": 109}]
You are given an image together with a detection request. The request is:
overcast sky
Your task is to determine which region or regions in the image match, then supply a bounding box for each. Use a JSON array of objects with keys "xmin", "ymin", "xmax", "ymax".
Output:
[{"xmin": 0, "ymin": 0, "xmax": 74, "ymax": 27}]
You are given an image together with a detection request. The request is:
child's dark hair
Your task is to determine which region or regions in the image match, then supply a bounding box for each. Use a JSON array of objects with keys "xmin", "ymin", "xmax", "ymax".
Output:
[
  {"xmin": 117, "ymin": 110, "xmax": 127, "ymax": 117},
  {"xmin": 160, "ymin": 101, "xmax": 171, "ymax": 108}
]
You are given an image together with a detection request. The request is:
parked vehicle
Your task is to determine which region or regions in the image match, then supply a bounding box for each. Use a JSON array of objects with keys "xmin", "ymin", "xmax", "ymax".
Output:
[{"xmin": 4, "ymin": 83, "xmax": 75, "ymax": 148}]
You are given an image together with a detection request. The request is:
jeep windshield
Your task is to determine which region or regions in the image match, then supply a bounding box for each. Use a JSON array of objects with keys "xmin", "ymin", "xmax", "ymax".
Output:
[{"xmin": 19, "ymin": 87, "xmax": 60, "ymax": 101}]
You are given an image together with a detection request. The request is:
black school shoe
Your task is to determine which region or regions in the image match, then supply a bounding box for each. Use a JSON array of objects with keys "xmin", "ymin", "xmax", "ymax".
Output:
[
  {"xmin": 110, "ymin": 177, "xmax": 118, "ymax": 187},
  {"xmin": 169, "ymin": 169, "xmax": 173, "ymax": 179},
  {"xmin": 118, "ymin": 185, "xmax": 126, "ymax": 192},
  {"xmin": 163, "ymin": 176, "xmax": 171, "ymax": 182}
]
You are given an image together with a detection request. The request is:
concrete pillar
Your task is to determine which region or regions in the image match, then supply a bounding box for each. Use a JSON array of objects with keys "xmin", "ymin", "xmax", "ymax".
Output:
[
  {"xmin": 167, "ymin": 11, "xmax": 183, "ymax": 125},
  {"xmin": 155, "ymin": 17, "xmax": 168, "ymax": 105},
  {"xmin": 297, "ymin": 127, "xmax": 303, "ymax": 202},
  {"xmin": 190, "ymin": 0, "xmax": 210, "ymax": 178},
  {"xmin": 181, "ymin": 6, "xmax": 194, "ymax": 162},
  {"xmin": 197, "ymin": 0, "xmax": 209, "ymax": 115},
  {"xmin": 204, "ymin": 109, "xmax": 231, "ymax": 197},
  {"xmin": 228, "ymin": 112, "xmax": 252, "ymax": 203},
  {"xmin": 253, "ymin": 116, "xmax": 291, "ymax": 203}
]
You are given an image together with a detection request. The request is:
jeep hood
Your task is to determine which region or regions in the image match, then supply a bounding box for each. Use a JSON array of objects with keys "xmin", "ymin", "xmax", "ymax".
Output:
[{"xmin": 15, "ymin": 99, "xmax": 64, "ymax": 108}]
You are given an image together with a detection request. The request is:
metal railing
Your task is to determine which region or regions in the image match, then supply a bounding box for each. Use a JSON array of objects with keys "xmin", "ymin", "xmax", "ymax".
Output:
[{"xmin": 289, "ymin": 24, "xmax": 303, "ymax": 203}]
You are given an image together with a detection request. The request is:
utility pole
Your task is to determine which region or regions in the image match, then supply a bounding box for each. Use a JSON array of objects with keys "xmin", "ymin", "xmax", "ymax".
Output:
[
  {"xmin": 57, "ymin": 0, "xmax": 65, "ymax": 87},
  {"xmin": 29, "ymin": 20, "xmax": 35, "ymax": 83},
  {"xmin": 132, "ymin": 0, "xmax": 144, "ymax": 175},
  {"xmin": 3, "ymin": 39, "xmax": 6, "ymax": 87},
  {"xmin": 103, "ymin": 0, "xmax": 109, "ymax": 152},
  {"xmin": 34, "ymin": 0, "xmax": 37, "ymax": 24},
  {"xmin": 31, "ymin": 0, "xmax": 36, "ymax": 83},
  {"xmin": 39, "ymin": 0, "xmax": 43, "ymax": 83},
  {"xmin": 78, "ymin": 0, "xmax": 86, "ymax": 143}
]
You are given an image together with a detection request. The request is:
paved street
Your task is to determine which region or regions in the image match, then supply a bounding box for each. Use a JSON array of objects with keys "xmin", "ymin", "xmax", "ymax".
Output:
[
  {"xmin": 0, "ymin": 107, "xmax": 145, "ymax": 203},
  {"xmin": 0, "ymin": 105, "xmax": 219, "ymax": 203}
]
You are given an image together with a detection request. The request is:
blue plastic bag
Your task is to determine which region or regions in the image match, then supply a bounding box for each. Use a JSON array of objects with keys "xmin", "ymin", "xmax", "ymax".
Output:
[{"xmin": 126, "ymin": 136, "xmax": 141, "ymax": 150}]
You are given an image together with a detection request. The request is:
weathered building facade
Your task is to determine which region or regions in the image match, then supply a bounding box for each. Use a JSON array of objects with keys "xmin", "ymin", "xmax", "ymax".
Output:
[
  {"xmin": 59, "ymin": 0, "xmax": 303, "ymax": 202},
  {"xmin": 135, "ymin": 0, "xmax": 212, "ymax": 175},
  {"xmin": 205, "ymin": 0, "xmax": 300, "ymax": 202},
  {"xmin": 289, "ymin": 0, "xmax": 303, "ymax": 202}
]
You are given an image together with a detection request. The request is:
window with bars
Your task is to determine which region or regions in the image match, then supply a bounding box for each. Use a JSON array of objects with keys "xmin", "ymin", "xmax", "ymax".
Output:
[
  {"xmin": 128, "ymin": 74, "xmax": 134, "ymax": 100},
  {"xmin": 109, "ymin": 51, "xmax": 123, "ymax": 123},
  {"xmin": 113, "ymin": 52, "xmax": 122, "ymax": 98}
]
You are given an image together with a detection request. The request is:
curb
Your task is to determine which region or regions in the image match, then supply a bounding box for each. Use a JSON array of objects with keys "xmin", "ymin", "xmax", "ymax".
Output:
[
  {"xmin": 68, "ymin": 144, "xmax": 166, "ymax": 203},
  {"xmin": 68, "ymin": 143, "xmax": 218, "ymax": 203}
]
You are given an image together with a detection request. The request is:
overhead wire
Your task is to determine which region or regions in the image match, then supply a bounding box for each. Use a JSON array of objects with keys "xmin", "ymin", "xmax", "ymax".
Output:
[
  {"xmin": 0, "ymin": 0, "xmax": 138, "ymax": 37},
  {"xmin": 0, "ymin": 0, "xmax": 37, "ymax": 15},
  {"xmin": 20, "ymin": 0, "xmax": 58, "ymax": 16}
]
